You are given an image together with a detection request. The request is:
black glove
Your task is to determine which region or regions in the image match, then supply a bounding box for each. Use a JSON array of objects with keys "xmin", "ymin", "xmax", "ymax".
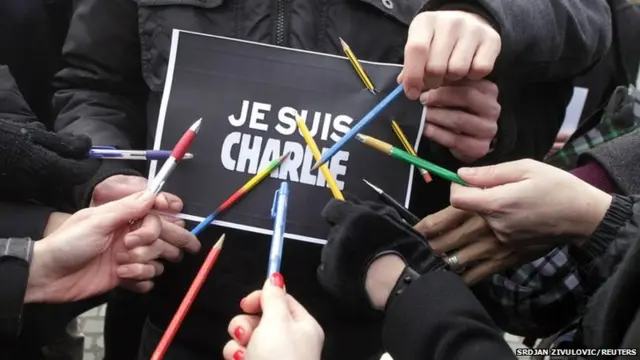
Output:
[
  {"xmin": 0, "ymin": 66, "xmax": 99, "ymax": 199},
  {"xmin": 317, "ymin": 197, "xmax": 446, "ymax": 311}
]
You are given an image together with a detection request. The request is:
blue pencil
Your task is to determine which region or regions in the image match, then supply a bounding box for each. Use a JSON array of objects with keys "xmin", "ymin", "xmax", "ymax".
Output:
[
  {"xmin": 267, "ymin": 182, "xmax": 289, "ymax": 278},
  {"xmin": 311, "ymin": 83, "xmax": 404, "ymax": 170}
]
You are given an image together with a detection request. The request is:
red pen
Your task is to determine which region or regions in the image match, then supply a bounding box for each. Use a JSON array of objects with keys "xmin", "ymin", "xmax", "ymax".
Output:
[{"xmin": 147, "ymin": 118, "xmax": 201, "ymax": 195}]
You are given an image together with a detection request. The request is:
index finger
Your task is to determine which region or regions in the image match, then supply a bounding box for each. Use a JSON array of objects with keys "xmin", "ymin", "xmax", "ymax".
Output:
[
  {"xmin": 403, "ymin": 19, "xmax": 434, "ymax": 99},
  {"xmin": 260, "ymin": 275, "xmax": 290, "ymax": 323},
  {"xmin": 414, "ymin": 206, "xmax": 472, "ymax": 237},
  {"xmin": 428, "ymin": 215, "xmax": 490, "ymax": 254}
]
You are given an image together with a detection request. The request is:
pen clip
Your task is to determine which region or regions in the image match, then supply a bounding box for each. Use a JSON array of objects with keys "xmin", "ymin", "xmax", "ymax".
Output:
[{"xmin": 271, "ymin": 190, "xmax": 280, "ymax": 219}]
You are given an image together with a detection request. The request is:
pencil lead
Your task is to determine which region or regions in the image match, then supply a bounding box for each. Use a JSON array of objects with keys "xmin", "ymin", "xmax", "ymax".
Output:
[
  {"xmin": 368, "ymin": 88, "xmax": 377, "ymax": 95},
  {"xmin": 214, "ymin": 234, "xmax": 225, "ymax": 249},
  {"xmin": 355, "ymin": 133, "xmax": 366, "ymax": 142},
  {"xmin": 279, "ymin": 151, "xmax": 292, "ymax": 162},
  {"xmin": 311, "ymin": 161, "xmax": 321, "ymax": 171},
  {"xmin": 338, "ymin": 37, "xmax": 348, "ymax": 50},
  {"xmin": 362, "ymin": 178, "xmax": 382, "ymax": 194}
]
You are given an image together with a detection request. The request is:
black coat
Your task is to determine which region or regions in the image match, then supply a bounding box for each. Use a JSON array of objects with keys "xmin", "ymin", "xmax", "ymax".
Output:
[{"xmin": 52, "ymin": 0, "xmax": 612, "ymax": 358}]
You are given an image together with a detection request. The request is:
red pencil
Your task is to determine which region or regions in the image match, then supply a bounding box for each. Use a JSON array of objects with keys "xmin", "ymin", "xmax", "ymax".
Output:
[{"xmin": 150, "ymin": 234, "xmax": 226, "ymax": 360}]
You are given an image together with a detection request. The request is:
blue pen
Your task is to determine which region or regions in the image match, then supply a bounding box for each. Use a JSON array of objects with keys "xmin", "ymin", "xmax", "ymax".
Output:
[
  {"xmin": 311, "ymin": 83, "xmax": 404, "ymax": 170},
  {"xmin": 267, "ymin": 182, "xmax": 289, "ymax": 278},
  {"xmin": 88, "ymin": 146, "xmax": 194, "ymax": 161}
]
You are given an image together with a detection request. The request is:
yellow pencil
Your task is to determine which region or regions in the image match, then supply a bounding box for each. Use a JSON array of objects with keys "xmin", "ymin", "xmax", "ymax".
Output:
[
  {"xmin": 339, "ymin": 37, "xmax": 376, "ymax": 94},
  {"xmin": 391, "ymin": 120, "xmax": 432, "ymax": 183},
  {"xmin": 295, "ymin": 113, "xmax": 344, "ymax": 201}
]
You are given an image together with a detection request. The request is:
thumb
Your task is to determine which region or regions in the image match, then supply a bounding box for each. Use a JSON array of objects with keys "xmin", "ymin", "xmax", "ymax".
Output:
[
  {"xmin": 260, "ymin": 273, "xmax": 290, "ymax": 323},
  {"xmin": 95, "ymin": 191, "xmax": 156, "ymax": 228},
  {"xmin": 457, "ymin": 160, "xmax": 534, "ymax": 188}
]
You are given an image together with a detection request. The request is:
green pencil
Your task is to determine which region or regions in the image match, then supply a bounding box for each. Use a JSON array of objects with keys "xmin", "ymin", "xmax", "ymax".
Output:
[{"xmin": 355, "ymin": 134, "xmax": 468, "ymax": 186}]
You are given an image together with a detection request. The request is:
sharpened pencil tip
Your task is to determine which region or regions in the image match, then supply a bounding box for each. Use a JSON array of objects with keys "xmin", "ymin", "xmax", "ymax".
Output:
[
  {"xmin": 214, "ymin": 234, "xmax": 225, "ymax": 249},
  {"xmin": 311, "ymin": 161, "xmax": 321, "ymax": 171},
  {"xmin": 279, "ymin": 151, "xmax": 292, "ymax": 162},
  {"xmin": 190, "ymin": 118, "xmax": 202, "ymax": 133},
  {"xmin": 338, "ymin": 37, "xmax": 348, "ymax": 50},
  {"xmin": 355, "ymin": 133, "xmax": 365, "ymax": 142}
]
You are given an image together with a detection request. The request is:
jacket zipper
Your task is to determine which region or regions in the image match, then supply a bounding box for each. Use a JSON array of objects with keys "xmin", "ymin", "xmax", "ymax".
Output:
[{"xmin": 275, "ymin": 0, "xmax": 286, "ymax": 46}]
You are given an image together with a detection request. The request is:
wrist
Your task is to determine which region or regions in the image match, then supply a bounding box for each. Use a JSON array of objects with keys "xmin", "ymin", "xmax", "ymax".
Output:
[
  {"xmin": 365, "ymin": 254, "xmax": 406, "ymax": 310},
  {"xmin": 43, "ymin": 212, "xmax": 71, "ymax": 237},
  {"xmin": 573, "ymin": 186, "xmax": 613, "ymax": 240},
  {"xmin": 24, "ymin": 241, "xmax": 53, "ymax": 303}
]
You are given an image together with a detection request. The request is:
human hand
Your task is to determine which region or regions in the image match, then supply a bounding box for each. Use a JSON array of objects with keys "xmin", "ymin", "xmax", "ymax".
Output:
[
  {"xmin": 420, "ymin": 80, "xmax": 500, "ymax": 163},
  {"xmin": 223, "ymin": 273, "xmax": 324, "ymax": 360},
  {"xmin": 0, "ymin": 118, "xmax": 99, "ymax": 199},
  {"xmin": 317, "ymin": 198, "xmax": 445, "ymax": 311},
  {"xmin": 415, "ymin": 207, "xmax": 552, "ymax": 284},
  {"xmin": 91, "ymin": 175, "xmax": 201, "ymax": 264},
  {"xmin": 449, "ymin": 159, "xmax": 613, "ymax": 246},
  {"xmin": 26, "ymin": 192, "xmax": 164, "ymax": 303},
  {"xmin": 400, "ymin": 11, "xmax": 501, "ymax": 97}
]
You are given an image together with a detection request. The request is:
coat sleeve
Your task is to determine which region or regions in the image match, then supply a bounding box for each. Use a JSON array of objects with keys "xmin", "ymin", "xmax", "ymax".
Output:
[
  {"xmin": 383, "ymin": 271, "xmax": 516, "ymax": 360},
  {"xmin": 579, "ymin": 115, "xmax": 640, "ymax": 196},
  {"xmin": 422, "ymin": 0, "xmax": 612, "ymax": 81},
  {"xmin": 0, "ymin": 202, "xmax": 53, "ymax": 240},
  {"xmin": 52, "ymin": 0, "xmax": 145, "ymax": 208}
]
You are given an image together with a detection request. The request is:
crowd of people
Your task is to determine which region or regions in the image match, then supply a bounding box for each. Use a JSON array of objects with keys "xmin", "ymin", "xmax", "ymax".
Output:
[{"xmin": 1, "ymin": 0, "xmax": 640, "ymax": 359}]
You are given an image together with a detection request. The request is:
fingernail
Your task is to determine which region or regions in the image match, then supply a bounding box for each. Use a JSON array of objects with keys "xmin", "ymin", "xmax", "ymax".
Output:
[
  {"xmin": 233, "ymin": 326, "xmax": 245, "ymax": 341},
  {"xmin": 270, "ymin": 272, "xmax": 285, "ymax": 289},
  {"xmin": 419, "ymin": 92, "xmax": 430, "ymax": 105},
  {"xmin": 124, "ymin": 236, "xmax": 139, "ymax": 248},
  {"xmin": 233, "ymin": 350, "xmax": 245, "ymax": 360},
  {"xmin": 458, "ymin": 167, "xmax": 474, "ymax": 176},
  {"xmin": 116, "ymin": 252, "xmax": 130, "ymax": 263},
  {"xmin": 239, "ymin": 297, "xmax": 246, "ymax": 308},
  {"xmin": 169, "ymin": 200, "xmax": 182, "ymax": 211}
]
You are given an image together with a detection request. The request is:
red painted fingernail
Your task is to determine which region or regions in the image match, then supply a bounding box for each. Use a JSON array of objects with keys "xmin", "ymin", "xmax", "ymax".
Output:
[
  {"xmin": 270, "ymin": 272, "xmax": 285, "ymax": 289},
  {"xmin": 233, "ymin": 349, "xmax": 245, "ymax": 360},
  {"xmin": 239, "ymin": 297, "xmax": 246, "ymax": 308},
  {"xmin": 233, "ymin": 326, "xmax": 244, "ymax": 341}
]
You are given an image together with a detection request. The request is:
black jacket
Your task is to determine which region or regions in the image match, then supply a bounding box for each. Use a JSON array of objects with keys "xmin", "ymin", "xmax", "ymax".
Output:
[
  {"xmin": 383, "ymin": 196, "xmax": 640, "ymax": 360},
  {"xmin": 52, "ymin": 0, "xmax": 612, "ymax": 357}
]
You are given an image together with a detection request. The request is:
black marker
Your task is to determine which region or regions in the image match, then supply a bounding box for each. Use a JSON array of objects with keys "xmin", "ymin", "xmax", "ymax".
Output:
[{"xmin": 362, "ymin": 179, "xmax": 421, "ymax": 225}]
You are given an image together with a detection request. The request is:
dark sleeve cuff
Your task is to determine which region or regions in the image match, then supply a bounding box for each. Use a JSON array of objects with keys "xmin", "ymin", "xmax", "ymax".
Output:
[
  {"xmin": 0, "ymin": 202, "xmax": 55, "ymax": 239},
  {"xmin": 0, "ymin": 238, "xmax": 34, "ymax": 339},
  {"xmin": 73, "ymin": 161, "xmax": 141, "ymax": 209},
  {"xmin": 383, "ymin": 271, "xmax": 514, "ymax": 360},
  {"xmin": 571, "ymin": 195, "xmax": 635, "ymax": 265}
]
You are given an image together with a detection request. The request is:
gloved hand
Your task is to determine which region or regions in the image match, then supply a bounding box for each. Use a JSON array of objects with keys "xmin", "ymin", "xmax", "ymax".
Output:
[
  {"xmin": 0, "ymin": 66, "xmax": 99, "ymax": 198},
  {"xmin": 317, "ymin": 196, "xmax": 446, "ymax": 311}
]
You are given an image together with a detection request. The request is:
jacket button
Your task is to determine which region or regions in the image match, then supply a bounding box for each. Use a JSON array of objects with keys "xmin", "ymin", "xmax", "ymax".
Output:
[{"xmin": 382, "ymin": 0, "xmax": 394, "ymax": 9}]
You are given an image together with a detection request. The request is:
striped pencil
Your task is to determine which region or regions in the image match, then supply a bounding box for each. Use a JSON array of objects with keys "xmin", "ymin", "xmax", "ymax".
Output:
[
  {"xmin": 339, "ymin": 37, "xmax": 377, "ymax": 94},
  {"xmin": 355, "ymin": 134, "xmax": 468, "ymax": 186},
  {"xmin": 191, "ymin": 152, "xmax": 291, "ymax": 235}
]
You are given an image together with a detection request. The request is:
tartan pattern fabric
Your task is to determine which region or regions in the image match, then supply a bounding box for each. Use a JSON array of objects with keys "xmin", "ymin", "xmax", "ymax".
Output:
[
  {"xmin": 482, "ymin": 246, "xmax": 588, "ymax": 336},
  {"xmin": 545, "ymin": 85, "xmax": 640, "ymax": 170}
]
